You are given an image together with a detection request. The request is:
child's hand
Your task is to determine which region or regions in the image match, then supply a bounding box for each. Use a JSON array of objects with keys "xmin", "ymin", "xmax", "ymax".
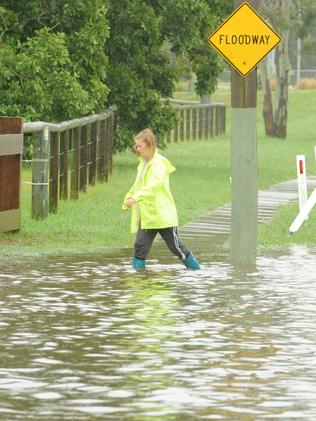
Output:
[{"xmin": 126, "ymin": 198, "xmax": 136, "ymax": 208}]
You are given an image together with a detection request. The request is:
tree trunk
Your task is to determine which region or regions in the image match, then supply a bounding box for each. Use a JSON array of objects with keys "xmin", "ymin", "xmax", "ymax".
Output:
[
  {"xmin": 259, "ymin": 59, "xmax": 275, "ymax": 136},
  {"xmin": 274, "ymin": 0, "xmax": 290, "ymax": 139}
]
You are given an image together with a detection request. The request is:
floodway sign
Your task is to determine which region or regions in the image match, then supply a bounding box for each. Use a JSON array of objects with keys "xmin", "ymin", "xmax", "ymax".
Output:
[{"xmin": 208, "ymin": 2, "xmax": 281, "ymax": 77}]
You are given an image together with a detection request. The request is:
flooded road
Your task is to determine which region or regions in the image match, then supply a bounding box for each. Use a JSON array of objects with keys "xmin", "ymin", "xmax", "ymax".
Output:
[{"xmin": 1, "ymin": 242, "xmax": 316, "ymax": 420}]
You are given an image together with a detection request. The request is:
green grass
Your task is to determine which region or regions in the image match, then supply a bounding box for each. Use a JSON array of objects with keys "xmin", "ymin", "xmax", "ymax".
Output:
[
  {"xmin": 0, "ymin": 138, "xmax": 232, "ymax": 257},
  {"xmin": 258, "ymin": 202, "xmax": 316, "ymax": 246},
  {"xmin": 1, "ymin": 88, "xmax": 316, "ymax": 257}
]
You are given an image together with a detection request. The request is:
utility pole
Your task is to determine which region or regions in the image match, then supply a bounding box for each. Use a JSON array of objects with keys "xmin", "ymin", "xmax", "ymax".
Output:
[{"xmin": 230, "ymin": 0, "xmax": 258, "ymax": 268}]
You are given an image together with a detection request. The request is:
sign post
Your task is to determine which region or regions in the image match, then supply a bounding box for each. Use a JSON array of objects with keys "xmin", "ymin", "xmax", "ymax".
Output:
[{"xmin": 208, "ymin": 1, "xmax": 281, "ymax": 267}]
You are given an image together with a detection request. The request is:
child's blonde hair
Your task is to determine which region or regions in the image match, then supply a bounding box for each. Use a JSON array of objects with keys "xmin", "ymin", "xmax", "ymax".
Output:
[{"xmin": 134, "ymin": 128, "xmax": 157, "ymax": 151}]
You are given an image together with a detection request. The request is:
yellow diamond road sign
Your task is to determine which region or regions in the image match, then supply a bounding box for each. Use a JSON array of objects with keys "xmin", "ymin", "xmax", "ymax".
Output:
[{"xmin": 208, "ymin": 2, "xmax": 281, "ymax": 77}]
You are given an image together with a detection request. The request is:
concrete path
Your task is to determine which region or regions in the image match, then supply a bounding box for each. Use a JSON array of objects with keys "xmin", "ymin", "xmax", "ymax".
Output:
[{"xmin": 179, "ymin": 176, "xmax": 316, "ymax": 240}]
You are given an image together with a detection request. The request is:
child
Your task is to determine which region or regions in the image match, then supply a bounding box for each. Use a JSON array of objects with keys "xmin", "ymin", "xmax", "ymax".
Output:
[{"xmin": 122, "ymin": 128, "xmax": 200, "ymax": 270}]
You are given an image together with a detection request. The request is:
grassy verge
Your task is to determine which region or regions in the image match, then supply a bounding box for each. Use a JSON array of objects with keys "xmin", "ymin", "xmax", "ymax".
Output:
[
  {"xmin": 0, "ymin": 137, "xmax": 232, "ymax": 258},
  {"xmin": 1, "ymin": 88, "xmax": 316, "ymax": 257},
  {"xmin": 258, "ymin": 202, "xmax": 316, "ymax": 246},
  {"xmin": 256, "ymin": 89, "xmax": 316, "ymax": 246}
]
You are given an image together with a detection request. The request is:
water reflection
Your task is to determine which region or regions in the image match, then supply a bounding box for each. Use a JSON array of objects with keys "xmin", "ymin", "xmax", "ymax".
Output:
[{"xmin": 0, "ymin": 245, "xmax": 316, "ymax": 419}]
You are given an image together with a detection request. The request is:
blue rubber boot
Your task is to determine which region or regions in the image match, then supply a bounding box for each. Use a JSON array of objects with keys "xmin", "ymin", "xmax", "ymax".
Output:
[
  {"xmin": 184, "ymin": 252, "xmax": 200, "ymax": 270},
  {"xmin": 132, "ymin": 256, "xmax": 145, "ymax": 270}
]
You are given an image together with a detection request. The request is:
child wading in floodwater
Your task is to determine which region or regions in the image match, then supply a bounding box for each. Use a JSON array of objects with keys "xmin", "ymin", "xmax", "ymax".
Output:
[{"xmin": 122, "ymin": 128, "xmax": 200, "ymax": 270}]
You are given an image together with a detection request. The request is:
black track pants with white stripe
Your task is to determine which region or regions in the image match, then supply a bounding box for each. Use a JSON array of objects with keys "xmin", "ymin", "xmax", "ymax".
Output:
[{"xmin": 134, "ymin": 227, "xmax": 190, "ymax": 261}]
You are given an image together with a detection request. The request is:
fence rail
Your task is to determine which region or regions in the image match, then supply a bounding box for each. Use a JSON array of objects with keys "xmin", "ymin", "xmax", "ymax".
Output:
[
  {"xmin": 23, "ymin": 108, "xmax": 116, "ymax": 219},
  {"xmin": 169, "ymin": 102, "xmax": 225, "ymax": 143}
]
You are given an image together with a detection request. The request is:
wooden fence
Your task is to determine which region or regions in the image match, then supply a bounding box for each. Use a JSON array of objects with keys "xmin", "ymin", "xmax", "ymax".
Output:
[
  {"xmin": 23, "ymin": 108, "xmax": 116, "ymax": 219},
  {"xmin": 168, "ymin": 101, "xmax": 226, "ymax": 142},
  {"xmin": 22, "ymin": 101, "xmax": 225, "ymax": 220}
]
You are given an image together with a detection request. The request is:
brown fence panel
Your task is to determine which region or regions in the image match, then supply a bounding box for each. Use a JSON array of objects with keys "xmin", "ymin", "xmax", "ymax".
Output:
[
  {"xmin": 171, "ymin": 103, "xmax": 225, "ymax": 142},
  {"xmin": 0, "ymin": 117, "xmax": 23, "ymax": 232}
]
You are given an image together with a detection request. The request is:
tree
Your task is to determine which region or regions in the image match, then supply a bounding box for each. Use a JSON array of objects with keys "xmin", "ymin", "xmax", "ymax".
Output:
[
  {"xmin": 289, "ymin": 0, "xmax": 316, "ymax": 78},
  {"xmin": 257, "ymin": 0, "xmax": 290, "ymax": 138},
  {"xmin": 105, "ymin": 0, "xmax": 232, "ymax": 151},
  {"xmin": 0, "ymin": 0, "xmax": 109, "ymax": 122},
  {"xmin": 259, "ymin": 0, "xmax": 316, "ymax": 138},
  {"xmin": 1, "ymin": 0, "xmax": 232, "ymax": 150}
]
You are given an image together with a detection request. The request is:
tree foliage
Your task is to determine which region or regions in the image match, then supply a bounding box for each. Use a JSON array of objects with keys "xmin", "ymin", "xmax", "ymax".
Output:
[
  {"xmin": 0, "ymin": 0, "xmax": 231, "ymax": 150},
  {"xmin": 0, "ymin": 0, "xmax": 108, "ymax": 121},
  {"xmin": 106, "ymin": 0, "xmax": 232, "ymax": 150},
  {"xmin": 257, "ymin": 0, "xmax": 316, "ymax": 139},
  {"xmin": 290, "ymin": 0, "xmax": 316, "ymax": 66}
]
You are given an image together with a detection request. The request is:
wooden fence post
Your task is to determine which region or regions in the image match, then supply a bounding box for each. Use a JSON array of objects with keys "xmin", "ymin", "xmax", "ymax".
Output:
[
  {"xmin": 166, "ymin": 130, "xmax": 171, "ymax": 143},
  {"xmin": 209, "ymin": 106, "xmax": 214, "ymax": 138},
  {"xmin": 174, "ymin": 111, "xmax": 180, "ymax": 142},
  {"xmin": 59, "ymin": 129, "xmax": 69, "ymax": 200},
  {"xmin": 192, "ymin": 108, "xmax": 197, "ymax": 141},
  {"xmin": 89, "ymin": 122, "xmax": 97, "ymax": 185},
  {"xmin": 109, "ymin": 111, "xmax": 115, "ymax": 175},
  {"xmin": 32, "ymin": 127, "xmax": 49, "ymax": 218},
  {"xmin": 221, "ymin": 105, "xmax": 226, "ymax": 134},
  {"xmin": 49, "ymin": 131, "xmax": 59, "ymax": 213},
  {"xmin": 80, "ymin": 125, "xmax": 88, "ymax": 192},
  {"xmin": 180, "ymin": 109, "xmax": 185, "ymax": 141},
  {"xmin": 71, "ymin": 126, "xmax": 80, "ymax": 200},
  {"xmin": 204, "ymin": 106, "xmax": 209, "ymax": 139},
  {"xmin": 98, "ymin": 118, "xmax": 107, "ymax": 182},
  {"xmin": 215, "ymin": 105, "xmax": 220, "ymax": 136},
  {"xmin": 104, "ymin": 116, "xmax": 109, "ymax": 180},
  {"xmin": 198, "ymin": 108, "xmax": 203, "ymax": 140},
  {"xmin": 107, "ymin": 111, "xmax": 116, "ymax": 175},
  {"xmin": 186, "ymin": 108, "xmax": 191, "ymax": 141}
]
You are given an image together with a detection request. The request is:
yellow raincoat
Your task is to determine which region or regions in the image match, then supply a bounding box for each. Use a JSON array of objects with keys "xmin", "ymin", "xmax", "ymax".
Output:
[{"xmin": 122, "ymin": 150, "xmax": 179, "ymax": 233}]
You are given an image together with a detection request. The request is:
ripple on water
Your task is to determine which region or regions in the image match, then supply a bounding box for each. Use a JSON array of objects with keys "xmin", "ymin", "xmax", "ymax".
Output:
[{"xmin": 1, "ymin": 248, "xmax": 316, "ymax": 419}]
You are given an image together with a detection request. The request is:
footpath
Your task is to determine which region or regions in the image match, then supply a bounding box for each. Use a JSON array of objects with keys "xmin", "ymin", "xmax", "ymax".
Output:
[{"xmin": 179, "ymin": 176, "xmax": 316, "ymax": 241}]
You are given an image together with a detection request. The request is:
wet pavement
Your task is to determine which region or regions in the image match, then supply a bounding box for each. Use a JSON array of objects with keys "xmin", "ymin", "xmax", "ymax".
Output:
[{"xmin": 1, "ymin": 178, "xmax": 316, "ymax": 420}]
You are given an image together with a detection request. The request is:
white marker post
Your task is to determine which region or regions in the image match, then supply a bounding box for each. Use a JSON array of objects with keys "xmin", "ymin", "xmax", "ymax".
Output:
[
  {"xmin": 296, "ymin": 155, "xmax": 307, "ymax": 214},
  {"xmin": 289, "ymin": 188, "xmax": 316, "ymax": 234}
]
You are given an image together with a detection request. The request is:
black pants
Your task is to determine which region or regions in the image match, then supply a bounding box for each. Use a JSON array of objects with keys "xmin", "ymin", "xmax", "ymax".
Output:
[{"xmin": 134, "ymin": 227, "xmax": 190, "ymax": 261}]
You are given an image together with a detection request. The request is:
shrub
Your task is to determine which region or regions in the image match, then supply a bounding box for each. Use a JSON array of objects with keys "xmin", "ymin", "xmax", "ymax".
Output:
[{"xmin": 296, "ymin": 78, "xmax": 316, "ymax": 90}]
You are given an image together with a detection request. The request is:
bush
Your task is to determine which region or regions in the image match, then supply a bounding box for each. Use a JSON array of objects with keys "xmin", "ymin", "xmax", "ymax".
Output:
[{"xmin": 296, "ymin": 78, "xmax": 316, "ymax": 89}]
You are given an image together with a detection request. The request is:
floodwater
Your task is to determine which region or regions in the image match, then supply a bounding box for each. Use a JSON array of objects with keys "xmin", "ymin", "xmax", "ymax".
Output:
[{"xmin": 1, "ymin": 240, "xmax": 316, "ymax": 420}]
